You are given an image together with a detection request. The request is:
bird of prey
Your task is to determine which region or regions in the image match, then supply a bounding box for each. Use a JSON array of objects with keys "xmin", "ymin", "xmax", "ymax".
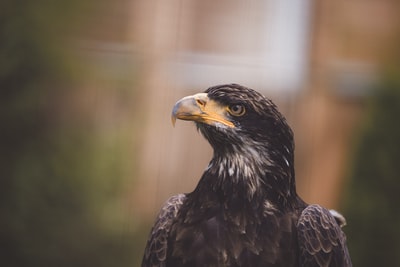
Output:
[{"xmin": 141, "ymin": 84, "xmax": 352, "ymax": 267}]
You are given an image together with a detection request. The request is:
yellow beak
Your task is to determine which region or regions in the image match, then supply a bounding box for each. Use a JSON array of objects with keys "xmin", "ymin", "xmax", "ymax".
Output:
[{"xmin": 171, "ymin": 93, "xmax": 234, "ymax": 128}]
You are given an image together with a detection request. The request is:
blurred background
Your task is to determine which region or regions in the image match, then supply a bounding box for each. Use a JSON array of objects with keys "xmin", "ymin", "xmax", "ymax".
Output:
[{"xmin": 1, "ymin": 0, "xmax": 400, "ymax": 266}]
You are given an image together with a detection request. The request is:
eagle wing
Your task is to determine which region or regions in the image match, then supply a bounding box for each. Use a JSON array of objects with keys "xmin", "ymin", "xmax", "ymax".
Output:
[
  {"xmin": 297, "ymin": 204, "xmax": 352, "ymax": 267},
  {"xmin": 141, "ymin": 194, "xmax": 186, "ymax": 267}
]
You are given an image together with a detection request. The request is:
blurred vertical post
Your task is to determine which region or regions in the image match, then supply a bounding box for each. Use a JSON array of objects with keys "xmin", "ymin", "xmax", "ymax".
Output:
[{"xmin": 0, "ymin": 1, "xmax": 140, "ymax": 266}]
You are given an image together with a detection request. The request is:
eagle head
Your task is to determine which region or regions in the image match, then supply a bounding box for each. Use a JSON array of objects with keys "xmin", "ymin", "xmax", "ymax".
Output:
[{"xmin": 172, "ymin": 84, "xmax": 296, "ymax": 204}]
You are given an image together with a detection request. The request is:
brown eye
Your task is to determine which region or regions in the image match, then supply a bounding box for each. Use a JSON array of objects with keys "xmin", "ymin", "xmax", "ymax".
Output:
[{"xmin": 228, "ymin": 104, "xmax": 246, "ymax": 116}]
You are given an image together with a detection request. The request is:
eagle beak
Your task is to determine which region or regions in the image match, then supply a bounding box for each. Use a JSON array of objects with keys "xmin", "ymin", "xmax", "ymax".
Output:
[{"xmin": 171, "ymin": 93, "xmax": 234, "ymax": 128}]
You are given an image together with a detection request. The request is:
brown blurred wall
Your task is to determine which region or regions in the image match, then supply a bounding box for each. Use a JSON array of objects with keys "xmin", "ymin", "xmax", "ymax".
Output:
[
  {"xmin": 128, "ymin": 0, "xmax": 400, "ymax": 219},
  {"xmin": 296, "ymin": 0, "xmax": 400, "ymax": 206}
]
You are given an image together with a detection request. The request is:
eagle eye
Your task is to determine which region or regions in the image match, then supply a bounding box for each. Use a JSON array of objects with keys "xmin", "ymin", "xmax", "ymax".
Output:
[{"xmin": 228, "ymin": 104, "xmax": 246, "ymax": 116}]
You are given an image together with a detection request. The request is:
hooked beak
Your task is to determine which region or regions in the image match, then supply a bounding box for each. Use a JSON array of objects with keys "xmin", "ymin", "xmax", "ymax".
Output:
[{"xmin": 171, "ymin": 93, "xmax": 234, "ymax": 128}]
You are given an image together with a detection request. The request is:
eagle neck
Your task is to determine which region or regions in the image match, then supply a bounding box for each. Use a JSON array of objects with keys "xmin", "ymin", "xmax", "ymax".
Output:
[{"xmin": 195, "ymin": 147, "xmax": 298, "ymax": 212}]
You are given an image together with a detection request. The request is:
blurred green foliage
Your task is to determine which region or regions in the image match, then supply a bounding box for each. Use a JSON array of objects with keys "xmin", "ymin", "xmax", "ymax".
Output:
[
  {"xmin": 344, "ymin": 74, "xmax": 400, "ymax": 266},
  {"xmin": 0, "ymin": 1, "xmax": 144, "ymax": 266}
]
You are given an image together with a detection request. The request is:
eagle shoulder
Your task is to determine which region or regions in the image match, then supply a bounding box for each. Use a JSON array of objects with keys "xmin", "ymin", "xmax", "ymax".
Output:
[
  {"xmin": 297, "ymin": 204, "xmax": 352, "ymax": 267},
  {"xmin": 141, "ymin": 194, "xmax": 186, "ymax": 267}
]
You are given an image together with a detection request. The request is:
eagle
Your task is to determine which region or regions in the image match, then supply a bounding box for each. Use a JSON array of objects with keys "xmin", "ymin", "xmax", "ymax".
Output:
[{"xmin": 141, "ymin": 84, "xmax": 352, "ymax": 267}]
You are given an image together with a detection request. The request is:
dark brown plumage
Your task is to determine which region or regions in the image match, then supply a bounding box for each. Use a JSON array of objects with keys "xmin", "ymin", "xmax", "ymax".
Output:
[{"xmin": 142, "ymin": 84, "xmax": 352, "ymax": 267}]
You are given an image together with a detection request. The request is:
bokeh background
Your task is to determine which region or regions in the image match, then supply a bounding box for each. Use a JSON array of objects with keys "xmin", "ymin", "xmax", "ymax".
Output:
[{"xmin": 1, "ymin": 0, "xmax": 400, "ymax": 266}]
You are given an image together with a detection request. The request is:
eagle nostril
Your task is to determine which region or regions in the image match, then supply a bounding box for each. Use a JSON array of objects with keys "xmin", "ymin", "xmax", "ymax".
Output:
[{"xmin": 196, "ymin": 98, "xmax": 206, "ymax": 107}]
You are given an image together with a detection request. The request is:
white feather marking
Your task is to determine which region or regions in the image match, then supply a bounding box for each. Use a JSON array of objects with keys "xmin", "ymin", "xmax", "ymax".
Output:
[
  {"xmin": 228, "ymin": 166, "xmax": 234, "ymax": 176},
  {"xmin": 243, "ymin": 164, "xmax": 251, "ymax": 177},
  {"xmin": 247, "ymin": 176, "xmax": 258, "ymax": 198},
  {"xmin": 247, "ymin": 146, "xmax": 260, "ymax": 160},
  {"xmin": 263, "ymin": 200, "xmax": 278, "ymax": 216},
  {"xmin": 215, "ymin": 123, "xmax": 229, "ymax": 130},
  {"xmin": 218, "ymin": 163, "xmax": 225, "ymax": 177},
  {"xmin": 286, "ymin": 188, "xmax": 291, "ymax": 197},
  {"xmin": 205, "ymin": 162, "xmax": 213, "ymax": 171},
  {"xmin": 283, "ymin": 156, "xmax": 289, "ymax": 167},
  {"xmin": 329, "ymin": 209, "xmax": 347, "ymax": 227}
]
